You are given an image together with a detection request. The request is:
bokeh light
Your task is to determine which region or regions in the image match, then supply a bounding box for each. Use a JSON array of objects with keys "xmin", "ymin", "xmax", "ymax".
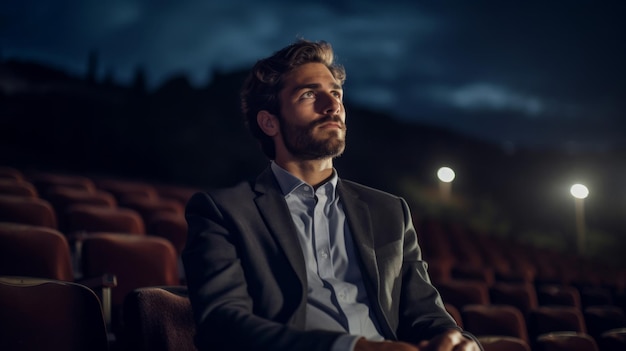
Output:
[
  {"xmin": 437, "ymin": 167, "xmax": 455, "ymax": 183},
  {"xmin": 570, "ymin": 184, "xmax": 589, "ymax": 199}
]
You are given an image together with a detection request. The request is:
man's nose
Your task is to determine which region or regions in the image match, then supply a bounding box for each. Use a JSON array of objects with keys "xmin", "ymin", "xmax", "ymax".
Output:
[{"xmin": 321, "ymin": 93, "xmax": 341, "ymax": 115}]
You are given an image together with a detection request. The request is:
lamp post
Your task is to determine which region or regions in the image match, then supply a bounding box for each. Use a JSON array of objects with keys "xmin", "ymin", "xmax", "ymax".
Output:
[
  {"xmin": 570, "ymin": 183, "xmax": 589, "ymax": 256},
  {"xmin": 437, "ymin": 167, "xmax": 455, "ymax": 202}
]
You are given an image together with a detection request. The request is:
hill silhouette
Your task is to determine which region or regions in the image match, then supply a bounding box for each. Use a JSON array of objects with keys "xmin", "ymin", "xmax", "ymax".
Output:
[{"xmin": 1, "ymin": 58, "xmax": 625, "ymax": 267}]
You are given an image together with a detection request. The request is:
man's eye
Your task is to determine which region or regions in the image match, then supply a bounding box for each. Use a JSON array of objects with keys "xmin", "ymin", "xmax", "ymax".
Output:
[{"xmin": 302, "ymin": 91, "xmax": 315, "ymax": 98}]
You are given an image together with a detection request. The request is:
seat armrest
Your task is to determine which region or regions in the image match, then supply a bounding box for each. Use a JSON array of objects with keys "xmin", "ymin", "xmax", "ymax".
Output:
[{"xmin": 78, "ymin": 273, "xmax": 117, "ymax": 330}]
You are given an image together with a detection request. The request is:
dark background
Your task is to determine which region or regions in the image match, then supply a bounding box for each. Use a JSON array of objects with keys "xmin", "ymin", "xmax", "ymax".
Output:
[{"xmin": 1, "ymin": 1, "xmax": 625, "ymax": 267}]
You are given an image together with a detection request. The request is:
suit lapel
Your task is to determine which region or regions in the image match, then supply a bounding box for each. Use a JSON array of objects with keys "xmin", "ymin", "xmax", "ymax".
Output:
[
  {"xmin": 253, "ymin": 168, "xmax": 307, "ymax": 306},
  {"xmin": 337, "ymin": 181, "xmax": 380, "ymax": 298},
  {"xmin": 338, "ymin": 180, "xmax": 398, "ymax": 339}
]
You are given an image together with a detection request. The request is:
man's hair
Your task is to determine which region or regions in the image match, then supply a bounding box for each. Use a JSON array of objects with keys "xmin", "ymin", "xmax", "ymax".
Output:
[{"xmin": 240, "ymin": 39, "xmax": 346, "ymax": 159}]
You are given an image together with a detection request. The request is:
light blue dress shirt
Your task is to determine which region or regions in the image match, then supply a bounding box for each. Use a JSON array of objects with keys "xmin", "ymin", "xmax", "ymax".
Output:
[{"xmin": 271, "ymin": 162, "xmax": 384, "ymax": 351}]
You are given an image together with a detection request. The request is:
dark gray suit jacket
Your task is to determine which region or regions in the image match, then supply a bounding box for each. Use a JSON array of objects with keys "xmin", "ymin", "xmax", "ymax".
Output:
[{"xmin": 182, "ymin": 167, "xmax": 461, "ymax": 351}]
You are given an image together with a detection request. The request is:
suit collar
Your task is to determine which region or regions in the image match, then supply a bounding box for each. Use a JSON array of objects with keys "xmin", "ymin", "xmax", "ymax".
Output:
[
  {"xmin": 253, "ymin": 169, "xmax": 306, "ymax": 276},
  {"xmin": 253, "ymin": 167, "xmax": 307, "ymax": 326},
  {"xmin": 336, "ymin": 180, "xmax": 379, "ymax": 286}
]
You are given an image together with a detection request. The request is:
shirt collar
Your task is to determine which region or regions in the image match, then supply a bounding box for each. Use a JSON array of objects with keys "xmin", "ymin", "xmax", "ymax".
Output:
[{"xmin": 270, "ymin": 161, "xmax": 338, "ymax": 198}]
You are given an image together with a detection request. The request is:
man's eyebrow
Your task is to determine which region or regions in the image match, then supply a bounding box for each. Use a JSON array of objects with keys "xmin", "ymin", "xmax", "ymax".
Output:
[{"xmin": 291, "ymin": 82, "xmax": 343, "ymax": 94}]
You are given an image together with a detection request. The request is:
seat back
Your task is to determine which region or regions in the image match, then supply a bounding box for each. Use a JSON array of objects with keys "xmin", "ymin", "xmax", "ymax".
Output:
[
  {"xmin": 45, "ymin": 186, "xmax": 117, "ymax": 232},
  {"xmin": 0, "ymin": 222, "xmax": 74, "ymax": 281},
  {"xmin": 490, "ymin": 282, "xmax": 538, "ymax": 317},
  {"xmin": 535, "ymin": 331, "xmax": 598, "ymax": 351},
  {"xmin": 462, "ymin": 304, "xmax": 529, "ymax": 343},
  {"xmin": 119, "ymin": 195, "xmax": 184, "ymax": 225},
  {"xmin": 81, "ymin": 233, "xmax": 179, "ymax": 307},
  {"xmin": 0, "ymin": 179, "xmax": 38, "ymax": 197},
  {"xmin": 27, "ymin": 172, "xmax": 96, "ymax": 194},
  {"xmin": 0, "ymin": 194, "xmax": 57, "ymax": 228},
  {"xmin": 81, "ymin": 233, "xmax": 179, "ymax": 335},
  {"xmin": 66, "ymin": 204, "xmax": 145, "ymax": 235},
  {"xmin": 95, "ymin": 178, "xmax": 159, "ymax": 202},
  {"xmin": 437, "ymin": 280, "xmax": 490, "ymax": 308},
  {"xmin": 147, "ymin": 212, "xmax": 187, "ymax": 254},
  {"xmin": 477, "ymin": 336, "xmax": 531, "ymax": 351},
  {"xmin": 0, "ymin": 166, "xmax": 24, "ymax": 181},
  {"xmin": 123, "ymin": 286, "xmax": 197, "ymax": 351},
  {"xmin": 0, "ymin": 276, "xmax": 109, "ymax": 351},
  {"xmin": 584, "ymin": 305, "xmax": 626, "ymax": 340},
  {"xmin": 529, "ymin": 306, "xmax": 586, "ymax": 341},
  {"xmin": 598, "ymin": 328, "xmax": 626, "ymax": 351},
  {"xmin": 537, "ymin": 284, "xmax": 581, "ymax": 309}
]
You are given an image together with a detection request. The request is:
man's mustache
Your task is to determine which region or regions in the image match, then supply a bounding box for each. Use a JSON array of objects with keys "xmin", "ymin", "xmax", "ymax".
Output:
[{"xmin": 310, "ymin": 115, "xmax": 346, "ymax": 130}]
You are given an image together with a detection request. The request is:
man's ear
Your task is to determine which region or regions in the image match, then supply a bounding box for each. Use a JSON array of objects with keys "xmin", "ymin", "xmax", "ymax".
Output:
[{"xmin": 257, "ymin": 110, "xmax": 279, "ymax": 136}]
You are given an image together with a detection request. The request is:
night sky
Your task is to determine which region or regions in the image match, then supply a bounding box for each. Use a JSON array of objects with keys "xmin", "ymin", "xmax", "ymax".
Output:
[{"xmin": 2, "ymin": 0, "xmax": 625, "ymax": 150}]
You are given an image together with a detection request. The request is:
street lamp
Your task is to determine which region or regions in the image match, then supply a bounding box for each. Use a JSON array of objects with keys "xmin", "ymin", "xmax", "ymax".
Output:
[
  {"xmin": 437, "ymin": 167, "xmax": 455, "ymax": 202},
  {"xmin": 570, "ymin": 183, "xmax": 589, "ymax": 256}
]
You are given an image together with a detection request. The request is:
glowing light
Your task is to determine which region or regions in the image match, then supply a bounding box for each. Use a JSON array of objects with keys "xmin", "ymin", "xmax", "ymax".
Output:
[
  {"xmin": 437, "ymin": 167, "xmax": 455, "ymax": 183},
  {"xmin": 570, "ymin": 184, "xmax": 589, "ymax": 199}
]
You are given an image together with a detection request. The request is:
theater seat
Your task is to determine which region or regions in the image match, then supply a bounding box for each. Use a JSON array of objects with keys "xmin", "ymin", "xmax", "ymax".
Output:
[
  {"xmin": 147, "ymin": 211, "xmax": 187, "ymax": 254},
  {"xmin": 95, "ymin": 178, "xmax": 159, "ymax": 201},
  {"xmin": 462, "ymin": 304, "xmax": 529, "ymax": 343},
  {"xmin": 437, "ymin": 280, "xmax": 490, "ymax": 308},
  {"xmin": 119, "ymin": 195, "xmax": 184, "ymax": 225},
  {"xmin": 81, "ymin": 233, "xmax": 179, "ymax": 334},
  {"xmin": 123, "ymin": 286, "xmax": 197, "ymax": 351},
  {"xmin": 537, "ymin": 284, "xmax": 581, "ymax": 309},
  {"xmin": 0, "ymin": 194, "xmax": 57, "ymax": 229},
  {"xmin": 584, "ymin": 305, "xmax": 626, "ymax": 341},
  {"xmin": 0, "ymin": 222, "xmax": 73, "ymax": 281},
  {"xmin": 0, "ymin": 276, "xmax": 109, "ymax": 351},
  {"xmin": 0, "ymin": 179, "xmax": 38, "ymax": 197},
  {"xmin": 535, "ymin": 331, "xmax": 598, "ymax": 351},
  {"xmin": 0, "ymin": 222, "xmax": 116, "ymax": 327},
  {"xmin": 0, "ymin": 166, "xmax": 24, "ymax": 181},
  {"xmin": 66, "ymin": 204, "xmax": 145, "ymax": 236},
  {"xmin": 28, "ymin": 172, "xmax": 96, "ymax": 194},
  {"xmin": 490, "ymin": 282, "xmax": 538, "ymax": 317},
  {"xmin": 528, "ymin": 306, "xmax": 587, "ymax": 342},
  {"xmin": 598, "ymin": 328, "xmax": 626, "ymax": 351},
  {"xmin": 477, "ymin": 336, "xmax": 531, "ymax": 351}
]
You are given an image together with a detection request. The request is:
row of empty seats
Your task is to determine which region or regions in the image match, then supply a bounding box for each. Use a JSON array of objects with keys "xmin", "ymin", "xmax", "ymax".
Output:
[
  {"xmin": 417, "ymin": 218, "xmax": 626, "ymax": 350},
  {"xmin": 0, "ymin": 166, "xmax": 200, "ymax": 350},
  {"xmin": 0, "ymin": 166, "xmax": 198, "ymax": 253}
]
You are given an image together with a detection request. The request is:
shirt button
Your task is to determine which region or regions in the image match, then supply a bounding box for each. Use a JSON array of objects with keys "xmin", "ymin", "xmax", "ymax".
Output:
[
  {"xmin": 319, "ymin": 250, "xmax": 329, "ymax": 259},
  {"xmin": 338, "ymin": 292, "xmax": 346, "ymax": 300},
  {"xmin": 303, "ymin": 186, "xmax": 310, "ymax": 192}
]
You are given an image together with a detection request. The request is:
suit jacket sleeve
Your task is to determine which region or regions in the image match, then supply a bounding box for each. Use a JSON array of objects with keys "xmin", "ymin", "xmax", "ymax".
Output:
[
  {"xmin": 182, "ymin": 190, "xmax": 344, "ymax": 351},
  {"xmin": 336, "ymin": 181, "xmax": 469, "ymax": 344},
  {"xmin": 394, "ymin": 197, "xmax": 461, "ymax": 342},
  {"xmin": 393, "ymin": 199, "xmax": 482, "ymax": 349}
]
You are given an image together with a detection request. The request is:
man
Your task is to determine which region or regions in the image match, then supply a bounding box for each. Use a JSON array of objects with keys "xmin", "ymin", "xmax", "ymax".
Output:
[{"xmin": 183, "ymin": 39, "xmax": 482, "ymax": 351}]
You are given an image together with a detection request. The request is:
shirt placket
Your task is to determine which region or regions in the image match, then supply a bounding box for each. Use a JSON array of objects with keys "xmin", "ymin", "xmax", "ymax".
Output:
[{"xmin": 313, "ymin": 189, "xmax": 334, "ymax": 280}]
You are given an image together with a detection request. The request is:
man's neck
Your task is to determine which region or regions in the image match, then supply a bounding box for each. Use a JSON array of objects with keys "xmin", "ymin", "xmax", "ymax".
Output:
[{"xmin": 274, "ymin": 158, "xmax": 334, "ymax": 188}]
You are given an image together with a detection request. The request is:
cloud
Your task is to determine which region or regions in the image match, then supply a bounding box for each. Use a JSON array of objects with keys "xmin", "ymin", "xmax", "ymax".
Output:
[
  {"xmin": 429, "ymin": 83, "xmax": 544, "ymax": 116},
  {"xmin": 1, "ymin": 0, "xmax": 623, "ymax": 149}
]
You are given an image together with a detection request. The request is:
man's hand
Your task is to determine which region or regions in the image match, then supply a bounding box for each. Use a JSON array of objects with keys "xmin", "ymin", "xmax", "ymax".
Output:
[
  {"xmin": 417, "ymin": 330, "xmax": 480, "ymax": 351},
  {"xmin": 355, "ymin": 338, "xmax": 421, "ymax": 351},
  {"xmin": 354, "ymin": 329, "xmax": 481, "ymax": 351}
]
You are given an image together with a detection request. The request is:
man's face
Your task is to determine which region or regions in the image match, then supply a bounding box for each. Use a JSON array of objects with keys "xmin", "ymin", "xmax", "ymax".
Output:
[{"xmin": 277, "ymin": 62, "xmax": 346, "ymax": 160}]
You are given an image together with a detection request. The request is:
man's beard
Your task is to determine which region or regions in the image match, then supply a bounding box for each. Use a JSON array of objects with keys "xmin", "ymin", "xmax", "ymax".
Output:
[{"xmin": 279, "ymin": 114, "xmax": 347, "ymax": 160}]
